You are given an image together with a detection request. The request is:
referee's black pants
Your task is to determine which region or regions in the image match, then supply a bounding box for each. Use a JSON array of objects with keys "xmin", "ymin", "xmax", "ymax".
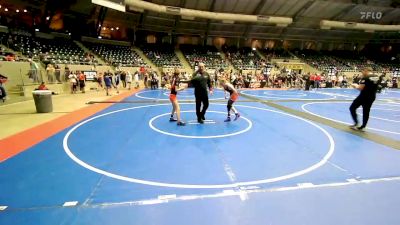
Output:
[
  {"xmin": 195, "ymin": 94, "xmax": 209, "ymax": 121},
  {"xmin": 349, "ymin": 95, "xmax": 375, "ymax": 128}
]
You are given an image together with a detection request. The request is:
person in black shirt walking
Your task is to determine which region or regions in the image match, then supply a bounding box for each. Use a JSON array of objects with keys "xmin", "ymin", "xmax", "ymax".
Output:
[
  {"xmin": 349, "ymin": 67, "xmax": 379, "ymax": 131},
  {"xmin": 191, "ymin": 63, "xmax": 213, "ymax": 124}
]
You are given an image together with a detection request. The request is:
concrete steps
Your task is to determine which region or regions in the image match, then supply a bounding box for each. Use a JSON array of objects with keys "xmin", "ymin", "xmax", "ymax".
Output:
[
  {"xmin": 255, "ymin": 49, "xmax": 266, "ymax": 60},
  {"xmin": 74, "ymin": 40, "xmax": 107, "ymax": 65},
  {"xmin": 6, "ymin": 85, "xmax": 24, "ymax": 96},
  {"xmin": 219, "ymin": 51, "xmax": 237, "ymax": 73},
  {"xmin": 132, "ymin": 47, "xmax": 160, "ymax": 74}
]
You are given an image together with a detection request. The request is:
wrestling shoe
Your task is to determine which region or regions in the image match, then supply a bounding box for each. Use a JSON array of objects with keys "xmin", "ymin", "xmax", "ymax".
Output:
[
  {"xmin": 357, "ymin": 126, "xmax": 366, "ymax": 132},
  {"xmin": 169, "ymin": 117, "xmax": 178, "ymax": 122},
  {"xmin": 177, "ymin": 121, "xmax": 186, "ymax": 126},
  {"xmin": 349, "ymin": 125, "xmax": 358, "ymax": 130},
  {"xmin": 224, "ymin": 117, "xmax": 231, "ymax": 122},
  {"xmin": 234, "ymin": 113, "xmax": 240, "ymax": 121}
]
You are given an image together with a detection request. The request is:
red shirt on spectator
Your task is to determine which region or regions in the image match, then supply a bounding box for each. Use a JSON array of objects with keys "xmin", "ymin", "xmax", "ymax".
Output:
[
  {"xmin": 310, "ymin": 74, "xmax": 316, "ymax": 81},
  {"xmin": 38, "ymin": 84, "xmax": 48, "ymax": 90},
  {"xmin": 78, "ymin": 73, "xmax": 85, "ymax": 81},
  {"xmin": 316, "ymin": 75, "xmax": 321, "ymax": 81}
]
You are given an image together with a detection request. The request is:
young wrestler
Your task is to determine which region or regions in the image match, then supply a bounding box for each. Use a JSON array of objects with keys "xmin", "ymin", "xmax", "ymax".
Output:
[
  {"xmin": 220, "ymin": 79, "xmax": 240, "ymax": 122},
  {"xmin": 168, "ymin": 68, "xmax": 186, "ymax": 126}
]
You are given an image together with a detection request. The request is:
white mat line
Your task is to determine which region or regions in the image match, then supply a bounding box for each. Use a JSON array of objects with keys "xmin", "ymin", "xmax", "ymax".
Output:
[{"xmin": 83, "ymin": 176, "xmax": 400, "ymax": 208}]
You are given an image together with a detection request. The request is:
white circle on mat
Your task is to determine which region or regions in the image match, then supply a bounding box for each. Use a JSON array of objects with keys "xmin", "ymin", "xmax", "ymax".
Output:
[
  {"xmin": 63, "ymin": 103, "xmax": 335, "ymax": 189},
  {"xmin": 149, "ymin": 110, "xmax": 252, "ymax": 139}
]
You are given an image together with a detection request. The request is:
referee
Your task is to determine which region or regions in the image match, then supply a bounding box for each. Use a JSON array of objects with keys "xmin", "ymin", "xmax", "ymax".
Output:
[
  {"xmin": 191, "ymin": 63, "xmax": 213, "ymax": 124},
  {"xmin": 349, "ymin": 67, "xmax": 378, "ymax": 131}
]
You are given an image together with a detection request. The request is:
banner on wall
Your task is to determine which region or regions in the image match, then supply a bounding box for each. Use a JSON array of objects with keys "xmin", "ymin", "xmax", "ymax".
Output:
[{"xmin": 83, "ymin": 71, "xmax": 97, "ymax": 81}]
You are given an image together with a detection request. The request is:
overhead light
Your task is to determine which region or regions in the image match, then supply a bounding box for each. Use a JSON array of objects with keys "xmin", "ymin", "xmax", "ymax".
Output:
[
  {"xmin": 103, "ymin": 27, "xmax": 106, "ymax": 30},
  {"xmin": 24, "ymin": 9, "xmax": 27, "ymax": 12},
  {"xmin": 98, "ymin": 24, "xmax": 101, "ymax": 27},
  {"xmin": 116, "ymin": 27, "xmax": 119, "ymax": 30},
  {"xmin": 0, "ymin": 5, "xmax": 2, "ymax": 9},
  {"xmin": 46, "ymin": 16, "xmax": 50, "ymax": 20},
  {"xmin": 252, "ymin": 47, "xmax": 256, "ymax": 51},
  {"xmin": 98, "ymin": 36, "xmax": 102, "ymax": 39},
  {"xmin": 16, "ymin": 9, "xmax": 20, "ymax": 13},
  {"xmin": 35, "ymin": 28, "xmax": 39, "ymax": 31},
  {"xmin": 4, "ymin": 8, "xmax": 8, "ymax": 12},
  {"xmin": 68, "ymin": 33, "xmax": 71, "ymax": 35},
  {"xmin": 111, "ymin": 27, "xmax": 114, "ymax": 31}
]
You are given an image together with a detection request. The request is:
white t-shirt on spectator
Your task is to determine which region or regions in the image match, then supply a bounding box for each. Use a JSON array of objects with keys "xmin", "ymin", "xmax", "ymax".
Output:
[
  {"xmin": 69, "ymin": 74, "xmax": 77, "ymax": 84},
  {"xmin": 134, "ymin": 73, "xmax": 139, "ymax": 81},
  {"xmin": 126, "ymin": 72, "xmax": 132, "ymax": 83}
]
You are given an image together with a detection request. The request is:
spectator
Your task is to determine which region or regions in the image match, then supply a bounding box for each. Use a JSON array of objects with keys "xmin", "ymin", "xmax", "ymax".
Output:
[
  {"xmin": 315, "ymin": 73, "xmax": 322, "ymax": 89},
  {"xmin": 68, "ymin": 72, "xmax": 78, "ymax": 94},
  {"xmin": 120, "ymin": 71, "xmax": 127, "ymax": 88},
  {"xmin": 0, "ymin": 74, "xmax": 7, "ymax": 102},
  {"xmin": 55, "ymin": 64, "xmax": 61, "ymax": 83},
  {"xmin": 126, "ymin": 71, "xmax": 132, "ymax": 90},
  {"xmin": 113, "ymin": 72, "xmax": 120, "ymax": 94},
  {"xmin": 150, "ymin": 71, "xmax": 158, "ymax": 90},
  {"xmin": 64, "ymin": 65, "xmax": 70, "ymax": 82},
  {"xmin": 46, "ymin": 64, "xmax": 55, "ymax": 83},
  {"xmin": 29, "ymin": 60, "xmax": 40, "ymax": 83},
  {"xmin": 35, "ymin": 82, "xmax": 58, "ymax": 95},
  {"xmin": 104, "ymin": 72, "xmax": 113, "ymax": 96},
  {"xmin": 78, "ymin": 71, "xmax": 86, "ymax": 93},
  {"xmin": 134, "ymin": 71, "xmax": 140, "ymax": 89}
]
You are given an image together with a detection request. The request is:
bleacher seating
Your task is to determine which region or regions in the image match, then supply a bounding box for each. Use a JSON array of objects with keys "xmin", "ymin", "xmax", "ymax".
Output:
[
  {"xmin": 225, "ymin": 47, "xmax": 263, "ymax": 70},
  {"xmin": 141, "ymin": 44, "xmax": 181, "ymax": 68},
  {"xmin": 294, "ymin": 49, "xmax": 388, "ymax": 72},
  {"xmin": 260, "ymin": 48, "xmax": 294, "ymax": 60},
  {"xmin": 85, "ymin": 42, "xmax": 144, "ymax": 67},
  {"xmin": 180, "ymin": 44, "xmax": 227, "ymax": 70},
  {"xmin": 9, "ymin": 34, "xmax": 91, "ymax": 65}
]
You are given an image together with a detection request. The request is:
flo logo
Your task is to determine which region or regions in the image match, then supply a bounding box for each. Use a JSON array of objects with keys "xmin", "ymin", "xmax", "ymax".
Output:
[{"xmin": 360, "ymin": 12, "xmax": 383, "ymax": 19}]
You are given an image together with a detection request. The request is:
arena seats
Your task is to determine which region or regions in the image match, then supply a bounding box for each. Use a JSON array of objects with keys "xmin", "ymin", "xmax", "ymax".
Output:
[
  {"xmin": 224, "ymin": 46, "xmax": 263, "ymax": 70},
  {"xmin": 260, "ymin": 48, "xmax": 294, "ymax": 60},
  {"xmin": 180, "ymin": 44, "xmax": 228, "ymax": 70},
  {"xmin": 141, "ymin": 44, "xmax": 182, "ymax": 68},
  {"xmin": 294, "ymin": 49, "xmax": 388, "ymax": 72},
  {"xmin": 84, "ymin": 42, "xmax": 145, "ymax": 67},
  {"xmin": 8, "ymin": 34, "xmax": 91, "ymax": 65}
]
